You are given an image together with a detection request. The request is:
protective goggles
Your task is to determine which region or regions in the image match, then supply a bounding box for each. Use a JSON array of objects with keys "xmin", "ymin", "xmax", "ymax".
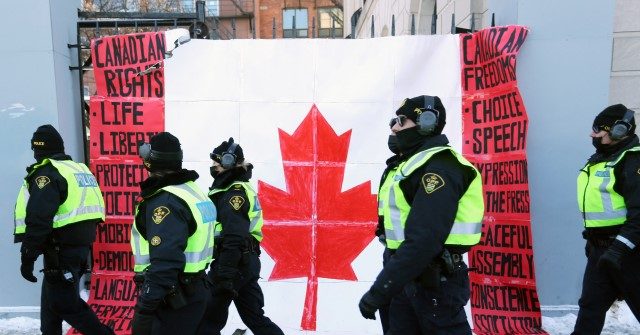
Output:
[
  {"xmin": 389, "ymin": 115, "xmax": 408, "ymax": 128},
  {"xmin": 592, "ymin": 125, "xmax": 611, "ymax": 133},
  {"xmin": 209, "ymin": 152, "xmax": 222, "ymax": 163}
]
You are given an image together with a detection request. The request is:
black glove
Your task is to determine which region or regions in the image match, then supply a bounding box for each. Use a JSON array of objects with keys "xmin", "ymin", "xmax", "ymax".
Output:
[
  {"xmin": 20, "ymin": 252, "xmax": 38, "ymax": 283},
  {"xmin": 597, "ymin": 239, "xmax": 632, "ymax": 273},
  {"xmin": 375, "ymin": 220, "xmax": 385, "ymax": 245},
  {"xmin": 213, "ymin": 278, "xmax": 238, "ymax": 300},
  {"xmin": 131, "ymin": 310, "xmax": 154, "ymax": 335},
  {"xmin": 358, "ymin": 288, "xmax": 387, "ymax": 320}
]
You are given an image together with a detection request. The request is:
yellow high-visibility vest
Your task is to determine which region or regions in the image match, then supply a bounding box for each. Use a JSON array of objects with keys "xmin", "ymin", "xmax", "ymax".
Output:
[
  {"xmin": 381, "ymin": 146, "xmax": 484, "ymax": 250},
  {"xmin": 577, "ymin": 147, "xmax": 640, "ymax": 228},
  {"xmin": 131, "ymin": 181, "xmax": 216, "ymax": 273},
  {"xmin": 14, "ymin": 159, "xmax": 105, "ymax": 236},
  {"xmin": 209, "ymin": 181, "xmax": 264, "ymax": 242}
]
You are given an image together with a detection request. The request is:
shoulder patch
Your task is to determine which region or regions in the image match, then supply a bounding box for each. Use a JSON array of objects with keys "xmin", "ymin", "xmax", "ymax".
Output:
[
  {"xmin": 150, "ymin": 235, "xmax": 162, "ymax": 246},
  {"xmin": 422, "ymin": 173, "xmax": 445, "ymax": 194},
  {"xmin": 35, "ymin": 176, "xmax": 50, "ymax": 189},
  {"xmin": 229, "ymin": 195, "xmax": 245, "ymax": 211},
  {"xmin": 152, "ymin": 206, "xmax": 170, "ymax": 224}
]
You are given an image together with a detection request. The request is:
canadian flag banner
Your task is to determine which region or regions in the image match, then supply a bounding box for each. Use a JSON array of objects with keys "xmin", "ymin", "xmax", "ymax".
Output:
[{"xmin": 85, "ymin": 25, "xmax": 544, "ymax": 335}]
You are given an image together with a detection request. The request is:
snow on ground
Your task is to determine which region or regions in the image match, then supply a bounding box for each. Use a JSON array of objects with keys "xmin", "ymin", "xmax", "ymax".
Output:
[
  {"xmin": 0, "ymin": 317, "xmax": 69, "ymax": 335},
  {"xmin": 542, "ymin": 301, "xmax": 640, "ymax": 335},
  {"xmin": 0, "ymin": 302, "xmax": 637, "ymax": 335}
]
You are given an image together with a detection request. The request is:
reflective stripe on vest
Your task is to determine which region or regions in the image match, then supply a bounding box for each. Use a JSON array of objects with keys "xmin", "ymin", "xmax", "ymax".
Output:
[
  {"xmin": 14, "ymin": 159, "xmax": 105, "ymax": 235},
  {"xmin": 382, "ymin": 146, "xmax": 484, "ymax": 249},
  {"xmin": 209, "ymin": 181, "xmax": 264, "ymax": 242},
  {"xmin": 131, "ymin": 181, "xmax": 216, "ymax": 273},
  {"xmin": 378, "ymin": 167, "xmax": 398, "ymax": 217},
  {"xmin": 577, "ymin": 147, "xmax": 640, "ymax": 228}
]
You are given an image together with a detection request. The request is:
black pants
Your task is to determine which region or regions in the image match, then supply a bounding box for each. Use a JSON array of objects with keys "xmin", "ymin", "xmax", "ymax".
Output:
[
  {"xmin": 148, "ymin": 277, "xmax": 208, "ymax": 335},
  {"xmin": 572, "ymin": 244, "xmax": 640, "ymax": 334},
  {"xmin": 40, "ymin": 245, "xmax": 114, "ymax": 335},
  {"xmin": 387, "ymin": 264, "xmax": 471, "ymax": 335},
  {"xmin": 197, "ymin": 253, "xmax": 283, "ymax": 335},
  {"xmin": 379, "ymin": 248, "xmax": 393, "ymax": 334}
]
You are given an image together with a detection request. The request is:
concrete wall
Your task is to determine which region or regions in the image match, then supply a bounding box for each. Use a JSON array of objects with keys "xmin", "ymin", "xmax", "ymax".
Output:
[
  {"xmin": 516, "ymin": 0, "xmax": 615, "ymax": 308},
  {"xmin": 0, "ymin": 0, "xmax": 81, "ymax": 309},
  {"xmin": 610, "ymin": 0, "xmax": 640, "ymax": 113}
]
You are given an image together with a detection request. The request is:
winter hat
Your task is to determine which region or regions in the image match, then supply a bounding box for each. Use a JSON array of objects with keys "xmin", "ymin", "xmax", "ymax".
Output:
[
  {"xmin": 395, "ymin": 95, "xmax": 447, "ymax": 135},
  {"xmin": 145, "ymin": 132, "xmax": 183, "ymax": 171},
  {"xmin": 593, "ymin": 104, "xmax": 635, "ymax": 135},
  {"xmin": 31, "ymin": 124, "xmax": 64, "ymax": 156},
  {"xmin": 210, "ymin": 137, "xmax": 244, "ymax": 166}
]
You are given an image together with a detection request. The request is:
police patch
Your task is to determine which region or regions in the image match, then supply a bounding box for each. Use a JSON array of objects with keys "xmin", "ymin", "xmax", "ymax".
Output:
[
  {"xmin": 152, "ymin": 206, "xmax": 170, "ymax": 224},
  {"xmin": 422, "ymin": 173, "xmax": 445, "ymax": 194},
  {"xmin": 229, "ymin": 195, "xmax": 245, "ymax": 211},
  {"xmin": 35, "ymin": 176, "xmax": 50, "ymax": 189},
  {"xmin": 150, "ymin": 235, "xmax": 162, "ymax": 246}
]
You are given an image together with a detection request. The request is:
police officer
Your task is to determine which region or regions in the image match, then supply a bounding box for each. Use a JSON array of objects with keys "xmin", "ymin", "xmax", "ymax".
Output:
[
  {"xmin": 131, "ymin": 132, "xmax": 216, "ymax": 335},
  {"xmin": 374, "ymin": 131, "xmax": 402, "ymax": 334},
  {"xmin": 197, "ymin": 138, "xmax": 283, "ymax": 335},
  {"xmin": 573, "ymin": 104, "xmax": 640, "ymax": 334},
  {"xmin": 358, "ymin": 96, "xmax": 484, "ymax": 334},
  {"xmin": 14, "ymin": 124, "xmax": 114, "ymax": 335}
]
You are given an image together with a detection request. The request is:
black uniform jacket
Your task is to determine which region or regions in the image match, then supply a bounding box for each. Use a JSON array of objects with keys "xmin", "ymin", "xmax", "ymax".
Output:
[
  {"xmin": 134, "ymin": 169, "xmax": 199, "ymax": 306},
  {"xmin": 372, "ymin": 134, "xmax": 477, "ymax": 300},
  {"xmin": 208, "ymin": 165, "xmax": 254, "ymax": 280},
  {"xmin": 18, "ymin": 154, "xmax": 99, "ymax": 255},
  {"xmin": 584, "ymin": 135, "xmax": 640, "ymax": 247}
]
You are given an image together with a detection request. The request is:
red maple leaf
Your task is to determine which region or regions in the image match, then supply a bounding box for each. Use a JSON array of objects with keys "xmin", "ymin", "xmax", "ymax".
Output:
[{"xmin": 258, "ymin": 105, "xmax": 378, "ymax": 331}]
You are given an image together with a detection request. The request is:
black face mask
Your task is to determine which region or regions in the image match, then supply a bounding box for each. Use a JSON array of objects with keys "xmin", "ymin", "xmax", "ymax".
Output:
[
  {"xmin": 395, "ymin": 127, "xmax": 424, "ymax": 154},
  {"xmin": 594, "ymin": 134, "xmax": 635, "ymax": 155},
  {"xmin": 592, "ymin": 137, "xmax": 608, "ymax": 152},
  {"xmin": 210, "ymin": 166, "xmax": 221, "ymax": 178},
  {"xmin": 387, "ymin": 135, "xmax": 399, "ymax": 154}
]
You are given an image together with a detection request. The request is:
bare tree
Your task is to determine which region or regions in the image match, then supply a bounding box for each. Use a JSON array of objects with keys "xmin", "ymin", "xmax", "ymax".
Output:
[{"xmin": 82, "ymin": 0, "xmax": 186, "ymax": 12}]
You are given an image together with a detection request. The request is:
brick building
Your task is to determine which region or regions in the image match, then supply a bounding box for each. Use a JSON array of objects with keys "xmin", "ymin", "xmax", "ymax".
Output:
[
  {"xmin": 255, "ymin": 0, "xmax": 343, "ymax": 38},
  {"xmin": 209, "ymin": 0, "xmax": 344, "ymax": 39}
]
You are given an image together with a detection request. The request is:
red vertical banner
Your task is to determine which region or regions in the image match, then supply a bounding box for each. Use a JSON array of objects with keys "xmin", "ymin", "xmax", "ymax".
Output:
[
  {"xmin": 460, "ymin": 26, "xmax": 547, "ymax": 334},
  {"xmin": 73, "ymin": 32, "xmax": 166, "ymax": 335}
]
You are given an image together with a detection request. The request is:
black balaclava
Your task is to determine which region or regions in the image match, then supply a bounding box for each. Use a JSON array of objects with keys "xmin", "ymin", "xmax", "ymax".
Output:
[
  {"xmin": 592, "ymin": 104, "xmax": 636, "ymax": 153},
  {"xmin": 31, "ymin": 124, "xmax": 65, "ymax": 161},
  {"xmin": 387, "ymin": 135, "xmax": 399, "ymax": 154},
  {"xmin": 394, "ymin": 95, "xmax": 447, "ymax": 154},
  {"xmin": 210, "ymin": 137, "xmax": 244, "ymax": 178}
]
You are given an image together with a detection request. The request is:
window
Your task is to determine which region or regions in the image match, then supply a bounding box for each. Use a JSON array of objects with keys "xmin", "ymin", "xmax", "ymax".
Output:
[
  {"xmin": 206, "ymin": 0, "xmax": 219, "ymax": 16},
  {"xmin": 181, "ymin": 0, "xmax": 194, "ymax": 12},
  {"xmin": 318, "ymin": 7, "xmax": 344, "ymax": 38},
  {"xmin": 283, "ymin": 8, "xmax": 308, "ymax": 38}
]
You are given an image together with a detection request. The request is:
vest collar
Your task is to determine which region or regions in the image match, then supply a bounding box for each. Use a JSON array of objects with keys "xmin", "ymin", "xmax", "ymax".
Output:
[
  {"xmin": 140, "ymin": 169, "xmax": 199, "ymax": 198},
  {"xmin": 26, "ymin": 154, "xmax": 72, "ymax": 176}
]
